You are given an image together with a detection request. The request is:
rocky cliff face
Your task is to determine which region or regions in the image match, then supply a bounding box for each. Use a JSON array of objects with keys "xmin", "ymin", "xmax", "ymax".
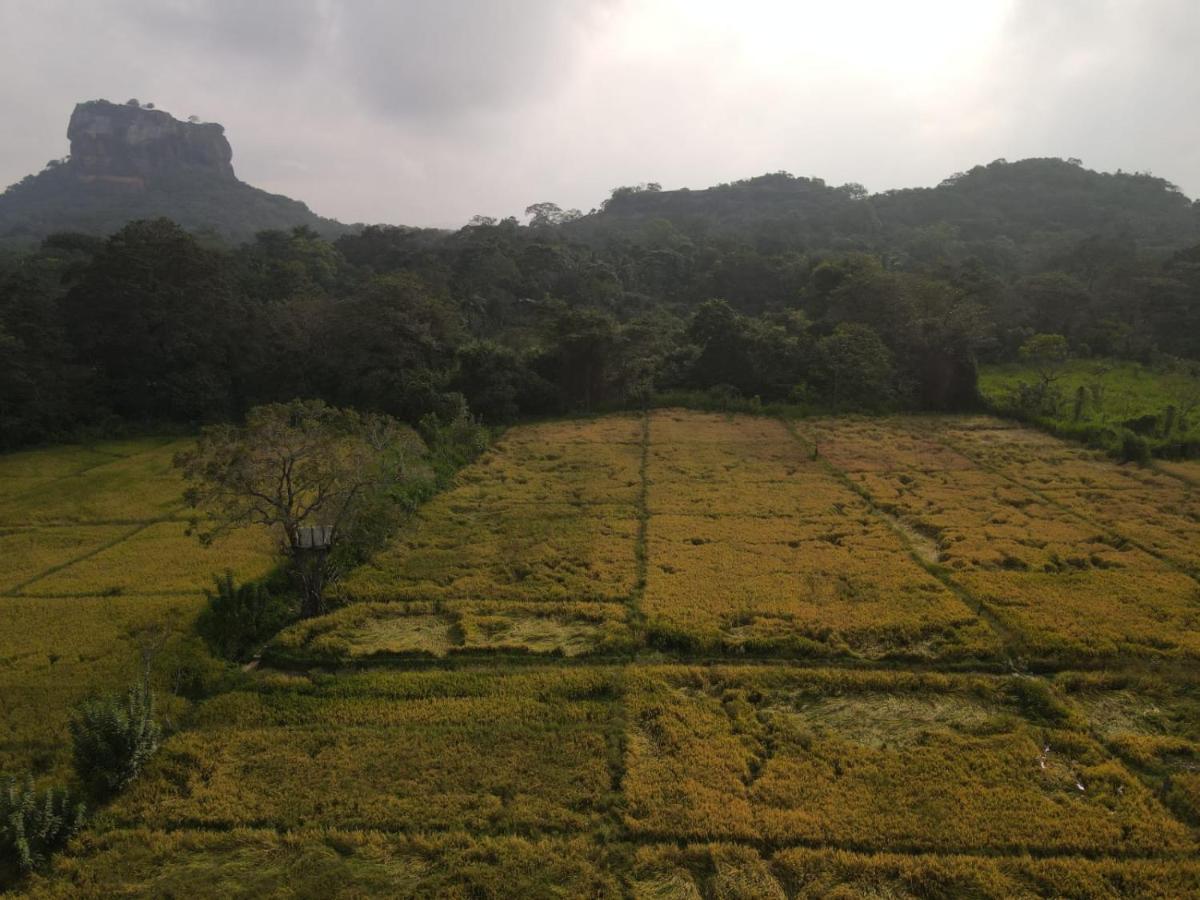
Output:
[
  {"xmin": 66, "ymin": 100, "xmax": 236, "ymax": 184},
  {"xmin": 0, "ymin": 99, "xmax": 349, "ymax": 246}
]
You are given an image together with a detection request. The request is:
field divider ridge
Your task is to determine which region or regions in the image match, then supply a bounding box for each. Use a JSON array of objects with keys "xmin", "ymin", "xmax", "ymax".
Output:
[
  {"xmin": 778, "ymin": 417, "xmax": 1027, "ymax": 668},
  {"xmin": 1, "ymin": 506, "xmax": 188, "ymax": 596},
  {"xmin": 928, "ymin": 426, "xmax": 1200, "ymax": 586}
]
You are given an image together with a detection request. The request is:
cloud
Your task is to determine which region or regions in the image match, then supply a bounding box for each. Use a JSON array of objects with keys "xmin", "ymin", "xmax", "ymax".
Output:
[
  {"xmin": 980, "ymin": 0, "xmax": 1200, "ymax": 187},
  {"xmin": 328, "ymin": 0, "xmax": 608, "ymax": 123},
  {"xmin": 124, "ymin": 0, "xmax": 330, "ymax": 65},
  {"xmin": 0, "ymin": 0, "xmax": 1196, "ymax": 228}
]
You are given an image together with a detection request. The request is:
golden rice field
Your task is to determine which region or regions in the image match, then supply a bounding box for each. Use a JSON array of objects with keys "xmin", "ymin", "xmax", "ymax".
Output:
[
  {"xmin": 5, "ymin": 411, "xmax": 1200, "ymax": 897},
  {"xmin": 0, "ymin": 438, "xmax": 275, "ymax": 781},
  {"xmin": 797, "ymin": 417, "xmax": 1200, "ymax": 662}
]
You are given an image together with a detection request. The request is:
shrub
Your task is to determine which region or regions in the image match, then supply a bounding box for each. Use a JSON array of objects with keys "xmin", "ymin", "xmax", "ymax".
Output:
[
  {"xmin": 1118, "ymin": 429, "xmax": 1151, "ymax": 465},
  {"xmin": 69, "ymin": 680, "xmax": 162, "ymax": 798},
  {"xmin": 418, "ymin": 399, "xmax": 492, "ymax": 486},
  {"xmin": 0, "ymin": 777, "xmax": 86, "ymax": 874},
  {"xmin": 199, "ymin": 571, "xmax": 294, "ymax": 662}
]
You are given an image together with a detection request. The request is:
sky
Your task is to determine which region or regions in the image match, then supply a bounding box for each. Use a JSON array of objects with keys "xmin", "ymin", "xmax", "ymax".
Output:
[{"xmin": 0, "ymin": 0, "xmax": 1196, "ymax": 228}]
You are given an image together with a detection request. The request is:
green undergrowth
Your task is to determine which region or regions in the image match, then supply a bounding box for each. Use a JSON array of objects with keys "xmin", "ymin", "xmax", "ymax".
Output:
[{"xmin": 981, "ymin": 358, "xmax": 1200, "ymax": 459}]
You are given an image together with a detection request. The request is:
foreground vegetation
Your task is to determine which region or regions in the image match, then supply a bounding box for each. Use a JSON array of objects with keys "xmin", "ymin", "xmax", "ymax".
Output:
[
  {"xmin": 0, "ymin": 438, "xmax": 271, "ymax": 785},
  {"xmin": 4, "ymin": 411, "xmax": 1200, "ymax": 896}
]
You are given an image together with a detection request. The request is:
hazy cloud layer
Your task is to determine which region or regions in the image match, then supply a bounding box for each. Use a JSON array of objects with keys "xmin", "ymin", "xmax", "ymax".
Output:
[{"xmin": 0, "ymin": 0, "xmax": 1196, "ymax": 227}]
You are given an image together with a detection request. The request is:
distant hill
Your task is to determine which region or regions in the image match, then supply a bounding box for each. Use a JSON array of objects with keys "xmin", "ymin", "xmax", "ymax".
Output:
[
  {"xmin": 0, "ymin": 99, "xmax": 349, "ymax": 247},
  {"xmin": 571, "ymin": 159, "xmax": 1199, "ymax": 262}
]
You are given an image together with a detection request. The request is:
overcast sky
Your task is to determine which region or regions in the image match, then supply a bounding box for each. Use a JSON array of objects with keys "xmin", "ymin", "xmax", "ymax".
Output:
[{"xmin": 0, "ymin": 0, "xmax": 1196, "ymax": 227}]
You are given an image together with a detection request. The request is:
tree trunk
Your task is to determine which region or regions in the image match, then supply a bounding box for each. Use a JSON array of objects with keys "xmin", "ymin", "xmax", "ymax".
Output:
[{"xmin": 291, "ymin": 549, "xmax": 329, "ymax": 618}]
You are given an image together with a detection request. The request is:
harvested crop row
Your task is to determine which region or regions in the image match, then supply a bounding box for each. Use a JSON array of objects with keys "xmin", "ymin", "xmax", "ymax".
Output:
[
  {"xmin": 798, "ymin": 417, "xmax": 1200, "ymax": 661},
  {"xmin": 343, "ymin": 417, "xmax": 645, "ymax": 607},
  {"xmin": 641, "ymin": 411, "xmax": 996, "ymax": 660},
  {"xmin": 622, "ymin": 666, "xmax": 1196, "ymax": 856},
  {"xmin": 106, "ymin": 668, "xmax": 624, "ymax": 834}
]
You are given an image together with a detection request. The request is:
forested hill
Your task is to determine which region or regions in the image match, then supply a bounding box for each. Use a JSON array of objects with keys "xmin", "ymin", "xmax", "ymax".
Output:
[
  {"xmin": 0, "ymin": 100, "xmax": 349, "ymax": 248},
  {"xmin": 3, "ymin": 148, "xmax": 1200, "ymax": 453},
  {"xmin": 573, "ymin": 159, "xmax": 1199, "ymax": 266}
]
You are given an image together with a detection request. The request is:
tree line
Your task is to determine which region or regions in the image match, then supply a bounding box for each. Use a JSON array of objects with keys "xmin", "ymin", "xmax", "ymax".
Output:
[{"xmin": 2, "ymin": 161, "xmax": 1199, "ymax": 450}]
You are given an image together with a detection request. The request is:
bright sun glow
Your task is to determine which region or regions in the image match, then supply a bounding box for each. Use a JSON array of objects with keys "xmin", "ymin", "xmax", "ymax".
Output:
[{"xmin": 618, "ymin": 0, "xmax": 1013, "ymax": 90}]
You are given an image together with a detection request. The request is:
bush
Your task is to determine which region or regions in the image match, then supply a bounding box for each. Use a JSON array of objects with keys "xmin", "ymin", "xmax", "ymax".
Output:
[
  {"xmin": 69, "ymin": 680, "xmax": 162, "ymax": 798},
  {"xmin": 1118, "ymin": 429, "xmax": 1151, "ymax": 465},
  {"xmin": 0, "ymin": 777, "xmax": 86, "ymax": 874},
  {"xmin": 199, "ymin": 571, "xmax": 294, "ymax": 662},
  {"xmin": 419, "ymin": 398, "xmax": 492, "ymax": 486}
]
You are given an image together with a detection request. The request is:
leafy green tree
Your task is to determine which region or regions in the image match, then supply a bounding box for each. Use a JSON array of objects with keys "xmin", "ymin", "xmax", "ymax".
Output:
[
  {"xmin": 524, "ymin": 202, "xmax": 581, "ymax": 228},
  {"xmin": 60, "ymin": 218, "xmax": 244, "ymax": 421},
  {"xmin": 816, "ymin": 324, "xmax": 895, "ymax": 411},
  {"xmin": 322, "ymin": 273, "xmax": 463, "ymax": 420},
  {"xmin": 535, "ymin": 305, "xmax": 618, "ymax": 411},
  {"xmin": 687, "ymin": 299, "xmax": 756, "ymax": 392},
  {"xmin": 453, "ymin": 341, "xmax": 558, "ymax": 422},
  {"xmin": 236, "ymin": 226, "xmax": 345, "ymax": 303},
  {"xmin": 1013, "ymin": 332, "xmax": 1071, "ymax": 416},
  {"xmin": 1017, "ymin": 273, "xmax": 1091, "ymax": 338}
]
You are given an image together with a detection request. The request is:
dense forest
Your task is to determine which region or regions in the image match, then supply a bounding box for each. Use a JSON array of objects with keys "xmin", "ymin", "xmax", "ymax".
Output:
[{"xmin": 2, "ymin": 157, "xmax": 1199, "ymax": 451}]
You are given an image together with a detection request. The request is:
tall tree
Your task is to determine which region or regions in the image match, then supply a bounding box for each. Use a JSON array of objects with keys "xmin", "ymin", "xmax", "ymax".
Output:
[
  {"xmin": 61, "ymin": 219, "xmax": 244, "ymax": 422},
  {"xmin": 177, "ymin": 400, "xmax": 429, "ymax": 617}
]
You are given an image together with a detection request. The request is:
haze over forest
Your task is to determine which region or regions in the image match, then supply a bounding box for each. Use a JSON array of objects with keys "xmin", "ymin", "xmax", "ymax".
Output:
[{"xmin": 2, "ymin": 0, "xmax": 1198, "ymax": 228}]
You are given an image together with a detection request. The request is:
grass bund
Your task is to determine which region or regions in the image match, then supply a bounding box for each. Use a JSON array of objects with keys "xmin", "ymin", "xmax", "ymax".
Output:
[{"xmin": 3, "ymin": 412, "xmax": 1199, "ymax": 896}]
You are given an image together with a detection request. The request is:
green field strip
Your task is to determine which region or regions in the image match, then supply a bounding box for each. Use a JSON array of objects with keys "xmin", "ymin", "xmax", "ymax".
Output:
[
  {"xmin": 0, "ymin": 436, "xmax": 178, "ymax": 486},
  {"xmin": 2, "ymin": 514, "xmax": 177, "ymax": 595},
  {"xmin": 0, "ymin": 589, "xmax": 207, "ymax": 600},
  {"xmin": 0, "ymin": 515, "xmax": 193, "ymax": 529}
]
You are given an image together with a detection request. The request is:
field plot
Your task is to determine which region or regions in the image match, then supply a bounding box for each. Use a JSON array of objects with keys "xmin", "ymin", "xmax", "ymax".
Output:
[
  {"xmin": 6, "ymin": 414, "xmax": 1200, "ymax": 897},
  {"xmin": 24, "ymin": 830, "xmax": 621, "ymax": 899},
  {"xmin": 928, "ymin": 417, "xmax": 1200, "ymax": 574},
  {"xmin": 641, "ymin": 411, "xmax": 997, "ymax": 660},
  {"xmin": 0, "ymin": 437, "xmax": 275, "ymax": 779},
  {"xmin": 344, "ymin": 498, "xmax": 639, "ymax": 604},
  {"xmin": 105, "ymin": 668, "xmax": 622, "ymax": 834},
  {"xmin": 0, "ymin": 439, "xmax": 192, "ymax": 525},
  {"xmin": 1057, "ymin": 672, "xmax": 1200, "ymax": 826},
  {"xmin": 1157, "ymin": 458, "xmax": 1200, "ymax": 484},
  {"xmin": 799, "ymin": 417, "xmax": 1200, "ymax": 661},
  {"xmin": 331, "ymin": 418, "xmax": 643, "ymax": 659},
  {"xmin": 14, "ymin": 522, "xmax": 274, "ymax": 597},
  {"xmin": 623, "ymin": 666, "xmax": 1196, "ymax": 856},
  {"xmin": 269, "ymin": 599, "xmax": 634, "ymax": 663},
  {"xmin": 0, "ymin": 594, "xmax": 204, "ymax": 779},
  {"xmin": 632, "ymin": 843, "xmax": 1200, "ymax": 899}
]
